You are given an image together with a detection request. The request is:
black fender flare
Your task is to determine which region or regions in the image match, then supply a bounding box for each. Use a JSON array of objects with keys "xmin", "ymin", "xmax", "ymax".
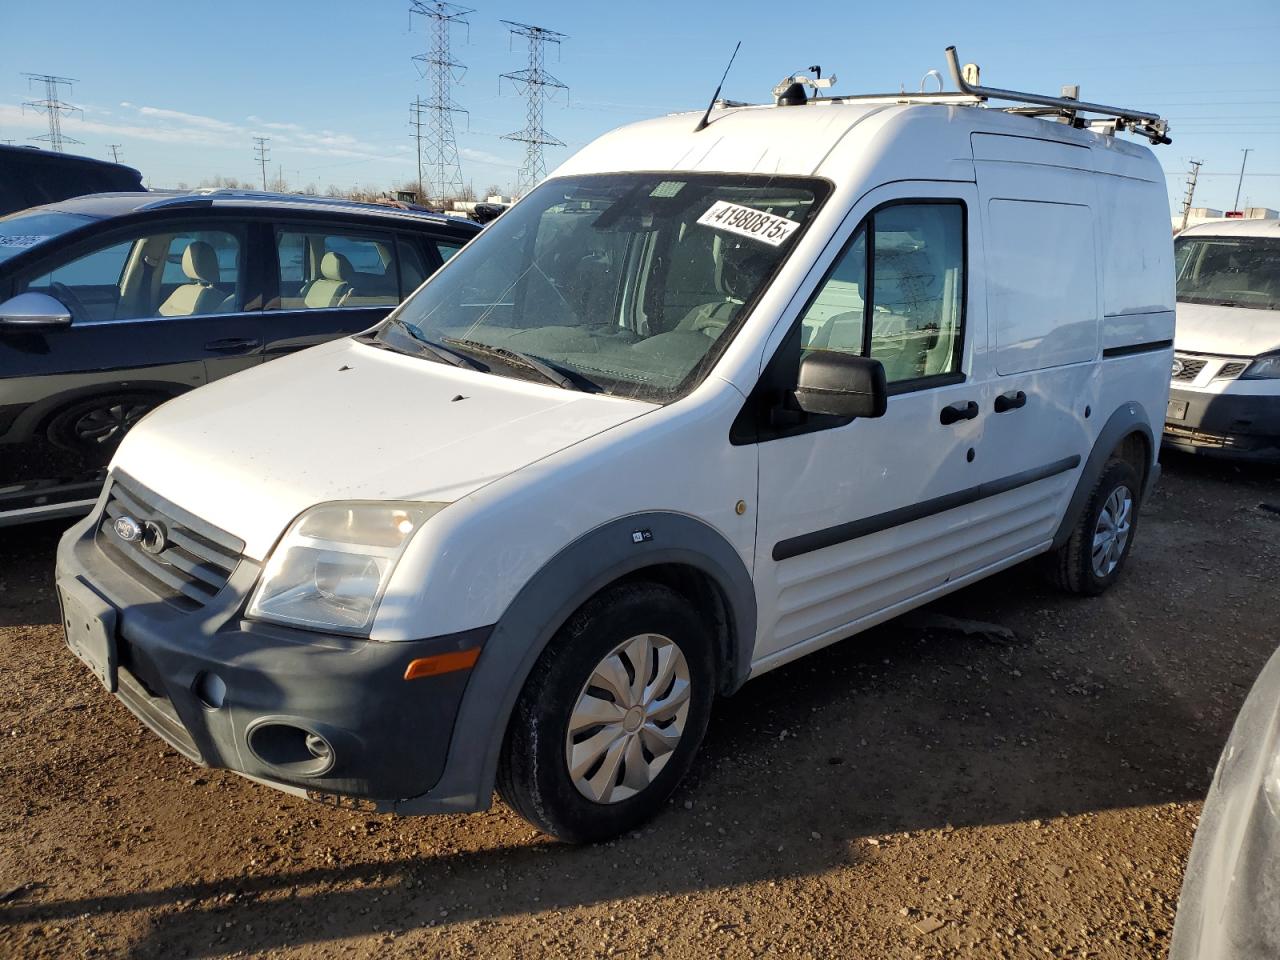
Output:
[
  {"xmin": 395, "ymin": 511, "xmax": 757, "ymax": 814},
  {"xmin": 1052, "ymin": 401, "xmax": 1156, "ymax": 550}
]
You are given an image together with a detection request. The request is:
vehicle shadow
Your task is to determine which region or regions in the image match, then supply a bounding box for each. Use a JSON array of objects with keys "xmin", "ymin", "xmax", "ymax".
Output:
[{"xmin": 0, "ymin": 518, "xmax": 68, "ymax": 629}]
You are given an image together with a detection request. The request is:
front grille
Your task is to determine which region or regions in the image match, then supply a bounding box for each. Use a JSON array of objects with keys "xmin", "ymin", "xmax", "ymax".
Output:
[
  {"xmin": 1172, "ymin": 355, "xmax": 1207, "ymax": 382},
  {"xmin": 97, "ymin": 474, "xmax": 243, "ymax": 610},
  {"xmin": 1215, "ymin": 361, "xmax": 1248, "ymax": 380}
]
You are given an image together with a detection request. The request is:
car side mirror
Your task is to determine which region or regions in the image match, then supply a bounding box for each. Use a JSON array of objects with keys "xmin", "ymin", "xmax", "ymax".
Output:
[
  {"xmin": 0, "ymin": 292, "xmax": 72, "ymax": 330},
  {"xmin": 794, "ymin": 350, "xmax": 888, "ymax": 419}
]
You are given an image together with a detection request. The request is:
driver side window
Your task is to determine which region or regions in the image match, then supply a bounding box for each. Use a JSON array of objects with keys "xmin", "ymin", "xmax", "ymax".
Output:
[
  {"xmin": 22, "ymin": 226, "xmax": 243, "ymax": 324},
  {"xmin": 796, "ymin": 201, "xmax": 965, "ymax": 384}
]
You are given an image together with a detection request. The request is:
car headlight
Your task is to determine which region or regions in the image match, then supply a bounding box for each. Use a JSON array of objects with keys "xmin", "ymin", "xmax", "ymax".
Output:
[
  {"xmin": 246, "ymin": 502, "xmax": 446, "ymax": 636},
  {"xmin": 1241, "ymin": 353, "xmax": 1280, "ymax": 380}
]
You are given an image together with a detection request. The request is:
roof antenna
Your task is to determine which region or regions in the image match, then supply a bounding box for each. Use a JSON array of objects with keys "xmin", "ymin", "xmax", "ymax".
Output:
[{"xmin": 694, "ymin": 41, "xmax": 741, "ymax": 133}]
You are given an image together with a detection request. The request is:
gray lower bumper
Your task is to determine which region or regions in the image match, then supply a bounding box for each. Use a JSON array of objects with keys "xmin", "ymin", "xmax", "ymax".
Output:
[
  {"xmin": 1163, "ymin": 387, "xmax": 1280, "ymax": 460},
  {"xmin": 56, "ymin": 510, "xmax": 493, "ymax": 810}
]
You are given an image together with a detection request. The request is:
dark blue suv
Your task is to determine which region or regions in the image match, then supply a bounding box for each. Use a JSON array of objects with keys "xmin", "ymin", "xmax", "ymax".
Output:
[{"xmin": 0, "ymin": 190, "xmax": 480, "ymax": 525}]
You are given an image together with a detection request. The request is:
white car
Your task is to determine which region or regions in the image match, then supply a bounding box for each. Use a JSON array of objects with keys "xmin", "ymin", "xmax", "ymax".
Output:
[
  {"xmin": 56, "ymin": 52, "xmax": 1176, "ymax": 842},
  {"xmin": 1165, "ymin": 218, "xmax": 1280, "ymax": 460}
]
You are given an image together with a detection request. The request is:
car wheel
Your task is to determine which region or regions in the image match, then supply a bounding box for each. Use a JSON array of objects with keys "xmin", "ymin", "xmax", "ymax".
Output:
[
  {"xmin": 47, "ymin": 393, "xmax": 163, "ymax": 463},
  {"xmin": 497, "ymin": 581, "xmax": 715, "ymax": 843},
  {"xmin": 1049, "ymin": 458, "xmax": 1142, "ymax": 596}
]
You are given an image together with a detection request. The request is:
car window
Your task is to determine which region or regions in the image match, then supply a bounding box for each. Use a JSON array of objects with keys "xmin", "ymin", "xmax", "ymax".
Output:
[
  {"xmin": 0, "ymin": 210, "xmax": 94, "ymax": 265},
  {"xmin": 434, "ymin": 239, "xmax": 463, "ymax": 263},
  {"xmin": 1174, "ymin": 236, "xmax": 1280, "ymax": 311},
  {"xmin": 798, "ymin": 201, "xmax": 964, "ymax": 384},
  {"xmin": 274, "ymin": 228, "xmax": 399, "ymax": 310},
  {"xmin": 398, "ymin": 239, "xmax": 428, "ymax": 296},
  {"xmin": 21, "ymin": 225, "xmax": 243, "ymax": 323}
]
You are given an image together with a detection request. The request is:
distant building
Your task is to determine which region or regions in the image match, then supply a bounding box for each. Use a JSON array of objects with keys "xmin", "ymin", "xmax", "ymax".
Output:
[{"xmin": 1173, "ymin": 206, "xmax": 1277, "ymax": 232}]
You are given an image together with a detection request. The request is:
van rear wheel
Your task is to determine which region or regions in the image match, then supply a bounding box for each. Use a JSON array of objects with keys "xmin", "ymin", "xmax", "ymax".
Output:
[
  {"xmin": 1049, "ymin": 459, "xmax": 1142, "ymax": 596},
  {"xmin": 496, "ymin": 582, "xmax": 714, "ymax": 843}
]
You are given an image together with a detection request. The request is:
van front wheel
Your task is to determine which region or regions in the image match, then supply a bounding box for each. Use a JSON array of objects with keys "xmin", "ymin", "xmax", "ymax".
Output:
[
  {"xmin": 1050, "ymin": 459, "xmax": 1142, "ymax": 596},
  {"xmin": 496, "ymin": 582, "xmax": 715, "ymax": 843}
]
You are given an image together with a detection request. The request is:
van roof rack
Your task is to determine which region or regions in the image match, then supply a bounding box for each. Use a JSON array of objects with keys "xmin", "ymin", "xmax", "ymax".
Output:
[
  {"xmin": 768, "ymin": 45, "xmax": 1170, "ymax": 146},
  {"xmin": 941, "ymin": 45, "xmax": 1170, "ymax": 145}
]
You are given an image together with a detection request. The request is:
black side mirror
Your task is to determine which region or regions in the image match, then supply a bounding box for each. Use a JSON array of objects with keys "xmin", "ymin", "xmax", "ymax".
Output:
[
  {"xmin": 0, "ymin": 292, "xmax": 72, "ymax": 331},
  {"xmin": 794, "ymin": 350, "xmax": 888, "ymax": 419}
]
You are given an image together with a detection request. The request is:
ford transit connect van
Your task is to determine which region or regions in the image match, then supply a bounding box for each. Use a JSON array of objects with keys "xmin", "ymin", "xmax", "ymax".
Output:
[
  {"xmin": 56, "ymin": 51, "xmax": 1176, "ymax": 842},
  {"xmin": 1165, "ymin": 218, "xmax": 1280, "ymax": 460}
]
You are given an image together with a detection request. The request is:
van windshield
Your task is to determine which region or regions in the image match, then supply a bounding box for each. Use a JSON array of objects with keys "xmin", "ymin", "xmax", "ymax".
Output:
[
  {"xmin": 1175, "ymin": 236, "xmax": 1280, "ymax": 311},
  {"xmin": 382, "ymin": 173, "xmax": 829, "ymax": 401}
]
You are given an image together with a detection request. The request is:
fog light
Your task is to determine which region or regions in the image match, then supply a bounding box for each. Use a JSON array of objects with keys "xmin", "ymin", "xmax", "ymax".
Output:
[{"xmin": 193, "ymin": 671, "xmax": 226, "ymax": 709}]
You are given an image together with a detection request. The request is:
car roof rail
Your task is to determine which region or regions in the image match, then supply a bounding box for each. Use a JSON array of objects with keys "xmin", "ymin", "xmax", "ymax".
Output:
[{"xmin": 137, "ymin": 188, "xmax": 461, "ymax": 221}]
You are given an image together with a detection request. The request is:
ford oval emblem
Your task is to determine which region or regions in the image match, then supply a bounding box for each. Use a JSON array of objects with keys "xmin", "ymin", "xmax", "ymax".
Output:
[{"xmin": 114, "ymin": 516, "xmax": 143, "ymax": 543}]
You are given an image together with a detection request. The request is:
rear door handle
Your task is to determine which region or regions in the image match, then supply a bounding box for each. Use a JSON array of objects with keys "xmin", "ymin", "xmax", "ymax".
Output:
[
  {"xmin": 994, "ymin": 390, "xmax": 1027, "ymax": 413},
  {"xmin": 204, "ymin": 337, "xmax": 262, "ymax": 354},
  {"xmin": 939, "ymin": 400, "xmax": 980, "ymax": 425}
]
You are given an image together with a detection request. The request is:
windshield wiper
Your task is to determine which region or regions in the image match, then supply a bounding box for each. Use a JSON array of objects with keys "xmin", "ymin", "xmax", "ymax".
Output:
[
  {"xmin": 377, "ymin": 319, "xmax": 483, "ymax": 370},
  {"xmin": 442, "ymin": 337, "xmax": 582, "ymax": 391}
]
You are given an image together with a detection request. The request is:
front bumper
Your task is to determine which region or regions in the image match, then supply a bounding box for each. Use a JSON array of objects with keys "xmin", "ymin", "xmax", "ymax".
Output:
[
  {"xmin": 1163, "ymin": 386, "xmax": 1280, "ymax": 461},
  {"xmin": 56, "ymin": 496, "xmax": 490, "ymax": 808}
]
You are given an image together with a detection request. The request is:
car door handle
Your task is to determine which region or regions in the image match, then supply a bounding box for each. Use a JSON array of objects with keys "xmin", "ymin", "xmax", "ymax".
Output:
[
  {"xmin": 204, "ymin": 337, "xmax": 262, "ymax": 353},
  {"xmin": 994, "ymin": 390, "xmax": 1027, "ymax": 413},
  {"xmin": 939, "ymin": 400, "xmax": 980, "ymax": 425}
]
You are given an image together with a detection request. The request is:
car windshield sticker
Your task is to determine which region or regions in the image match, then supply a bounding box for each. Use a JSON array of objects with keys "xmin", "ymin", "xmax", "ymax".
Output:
[
  {"xmin": 0, "ymin": 235, "xmax": 49, "ymax": 249},
  {"xmin": 649, "ymin": 181, "xmax": 685, "ymax": 198},
  {"xmin": 696, "ymin": 201, "xmax": 799, "ymax": 247}
]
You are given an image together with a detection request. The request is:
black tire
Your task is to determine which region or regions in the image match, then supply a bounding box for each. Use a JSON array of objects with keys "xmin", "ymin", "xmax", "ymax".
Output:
[
  {"xmin": 496, "ymin": 581, "xmax": 715, "ymax": 843},
  {"xmin": 46, "ymin": 392, "xmax": 165, "ymax": 464},
  {"xmin": 1049, "ymin": 458, "xmax": 1142, "ymax": 596}
]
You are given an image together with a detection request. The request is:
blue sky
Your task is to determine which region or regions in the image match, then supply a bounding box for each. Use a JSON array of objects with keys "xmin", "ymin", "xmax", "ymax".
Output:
[{"xmin": 1, "ymin": 0, "xmax": 1277, "ymax": 210}]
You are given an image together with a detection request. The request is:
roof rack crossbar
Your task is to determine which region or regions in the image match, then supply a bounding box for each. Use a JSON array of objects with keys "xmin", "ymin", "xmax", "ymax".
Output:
[{"xmin": 944, "ymin": 45, "xmax": 1170, "ymax": 144}]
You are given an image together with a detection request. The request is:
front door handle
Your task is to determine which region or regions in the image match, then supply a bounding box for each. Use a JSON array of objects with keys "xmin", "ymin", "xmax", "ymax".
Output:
[
  {"xmin": 939, "ymin": 400, "xmax": 980, "ymax": 425},
  {"xmin": 204, "ymin": 337, "xmax": 262, "ymax": 354},
  {"xmin": 994, "ymin": 390, "xmax": 1027, "ymax": 413}
]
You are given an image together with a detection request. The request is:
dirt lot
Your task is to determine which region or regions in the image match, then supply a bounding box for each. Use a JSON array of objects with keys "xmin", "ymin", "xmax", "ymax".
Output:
[{"xmin": 1, "ymin": 451, "xmax": 1277, "ymax": 959}]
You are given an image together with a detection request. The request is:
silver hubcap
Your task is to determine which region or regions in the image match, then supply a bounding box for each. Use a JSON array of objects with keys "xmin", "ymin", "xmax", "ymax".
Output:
[
  {"xmin": 565, "ymin": 633, "xmax": 691, "ymax": 804},
  {"xmin": 1092, "ymin": 484, "xmax": 1133, "ymax": 578}
]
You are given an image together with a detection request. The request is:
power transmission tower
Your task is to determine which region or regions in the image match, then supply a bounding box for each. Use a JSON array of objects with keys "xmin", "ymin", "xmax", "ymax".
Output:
[
  {"xmin": 108, "ymin": 143, "xmax": 122, "ymax": 163},
  {"xmin": 1178, "ymin": 159, "xmax": 1202, "ymax": 232},
  {"xmin": 22, "ymin": 74, "xmax": 82, "ymax": 153},
  {"xmin": 410, "ymin": 1, "xmax": 472, "ymax": 205},
  {"xmin": 500, "ymin": 21, "xmax": 568, "ymax": 196},
  {"xmin": 253, "ymin": 136, "xmax": 271, "ymax": 191}
]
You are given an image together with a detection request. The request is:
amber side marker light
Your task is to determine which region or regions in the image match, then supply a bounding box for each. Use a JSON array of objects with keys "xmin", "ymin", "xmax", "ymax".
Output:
[{"xmin": 403, "ymin": 648, "xmax": 481, "ymax": 680}]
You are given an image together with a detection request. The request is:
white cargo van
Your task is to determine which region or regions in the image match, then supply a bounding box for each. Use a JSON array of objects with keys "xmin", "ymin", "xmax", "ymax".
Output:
[
  {"xmin": 1165, "ymin": 218, "xmax": 1280, "ymax": 459},
  {"xmin": 56, "ymin": 50, "xmax": 1175, "ymax": 842}
]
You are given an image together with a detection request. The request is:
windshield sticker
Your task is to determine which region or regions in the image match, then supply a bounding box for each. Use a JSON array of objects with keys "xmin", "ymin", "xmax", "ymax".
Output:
[
  {"xmin": 0, "ymin": 235, "xmax": 49, "ymax": 249},
  {"xmin": 649, "ymin": 181, "xmax": 685, "ymax": 198},
  {"xmin": 696, "ymin": 201, "xmax": 799, "ymax": 247}
]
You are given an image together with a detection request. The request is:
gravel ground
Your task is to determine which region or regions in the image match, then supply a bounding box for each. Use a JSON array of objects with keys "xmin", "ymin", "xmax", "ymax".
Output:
[{"xmin": 1, "ymin": 450, "xmax": 1277, "ymax": 959}]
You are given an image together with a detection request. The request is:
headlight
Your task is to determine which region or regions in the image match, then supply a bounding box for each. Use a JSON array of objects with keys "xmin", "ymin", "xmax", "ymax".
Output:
[
  {"xmin": 1241, "ymin": 353, "xmax": 1280, "ymax": 380},
  {"xmin": 246, "ymin": 502, "xmax": 446, "ymax": 636}
]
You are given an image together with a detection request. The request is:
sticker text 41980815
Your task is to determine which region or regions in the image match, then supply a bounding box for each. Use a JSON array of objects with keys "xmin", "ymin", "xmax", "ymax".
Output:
[{"xmin": 696, "ymin": 201, "xmax": 800, "ymax": 247}]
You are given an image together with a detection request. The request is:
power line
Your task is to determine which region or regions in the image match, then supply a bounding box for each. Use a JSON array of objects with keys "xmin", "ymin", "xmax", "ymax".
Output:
[
  {"xmin": 500, "ymin": 20, "xmax": 568, "ymax": 197},
  {"xmin": 410, "ymin": 1, "xmax": 472, "ymax": 204},
  {"xmin": 22, "ymin": 73, "xmax": 82, "ymax": 153},
  {"xmin": 409, "ymin": 96, "xmax": 429, "ymax": 203},
  {"xmin": 253, "ymin": 136, "xmax": 271, "ymax": 191}
]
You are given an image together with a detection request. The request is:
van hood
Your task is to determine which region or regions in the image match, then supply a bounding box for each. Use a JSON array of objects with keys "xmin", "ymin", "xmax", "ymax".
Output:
[
  {"xmin": 113, "ymin": 338, "xmax": 654, "ymax": 559},
  {"xmin": 1174, "ymin": 300, "xmax": 1280, "ymax": 357}
]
